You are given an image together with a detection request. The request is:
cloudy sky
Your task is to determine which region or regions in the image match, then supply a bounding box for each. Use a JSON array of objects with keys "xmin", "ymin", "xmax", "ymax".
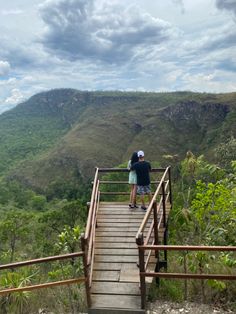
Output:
[{"xmin": 0, "ymin": 0, "xmax": 236, "ymax": 113}]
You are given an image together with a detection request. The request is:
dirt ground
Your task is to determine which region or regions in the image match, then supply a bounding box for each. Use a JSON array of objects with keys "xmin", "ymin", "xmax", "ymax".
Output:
[{"xmin": 147, "ymin": 301, "xmax": 236, "ymax": 314}]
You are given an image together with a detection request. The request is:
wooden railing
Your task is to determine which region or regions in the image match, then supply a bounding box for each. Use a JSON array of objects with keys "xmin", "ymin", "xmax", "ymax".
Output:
[
  {"xmin": 135, "ymin": 166, "xmax": 172, "ymax": 309},
  {"xmin": 83, "ymin": 167, "xmax": 169, "ymax": 307},
  {"xmin": 136, "ymin": 245, "xmax": 236, "ymax": 309},
  {"xmin": 0, "ymin": 252, "xmax": 86, "ymax": 295},
  {"xmin": 82, "ymin": 167, "xmax": 100, "ymax": 306},
  {"xmin": 134, "ymin": 166, "xmax": 236, "ymax": 309}
]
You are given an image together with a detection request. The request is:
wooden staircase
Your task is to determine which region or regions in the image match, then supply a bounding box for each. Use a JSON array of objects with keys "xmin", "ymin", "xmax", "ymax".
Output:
[
  {"xmin": 84, "ymin": 167, "xmax": 172, "ymax": 313},
  {"xmin": 88, "ymin": 202, "xmax": 170, "ymax": 313}
]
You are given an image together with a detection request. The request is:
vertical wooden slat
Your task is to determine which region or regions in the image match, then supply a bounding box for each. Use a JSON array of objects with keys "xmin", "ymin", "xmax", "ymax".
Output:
[
  {"xmin": 168, "ymin": 167, "xmax": 172, "ymax": 205},
  {"xmin": 153, "ymin": 201, "xmax": 159, "ymax": 259},
  {"xmin": 85, "ymin": 168, "xmax": 99, "ymax": 239},
  {"xmin": 81, "ymin": 234, "xmax": 91, "ymax": 307},
  {"xmin": 136, "ymin": 233, "xmax": 146, "ymax": 310},
  {"xmin": 162, "ymin": 182, "xmax": 166, "ymax": 228}
]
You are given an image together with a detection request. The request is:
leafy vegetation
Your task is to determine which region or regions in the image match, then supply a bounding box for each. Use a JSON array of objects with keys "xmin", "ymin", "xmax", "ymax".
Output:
[{"xmin": 165, "ymin": 153, "xmax": 236, "ymax": 308}]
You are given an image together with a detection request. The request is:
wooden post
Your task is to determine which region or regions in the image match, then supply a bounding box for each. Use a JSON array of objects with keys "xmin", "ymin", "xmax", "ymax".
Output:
[
  {"xmin": 81, "ymin": 234, "xmax": 91, "ymax": 308},
  {"xmin": 161, "ymin": 181, "xmax": 167, "ymax": 270},
  {"xmin": 153, "ymin": 201, "xmax": 159, "ymax": 259},
  {"xmin": 136, "ymin": 233, "xmax": 146, "ymax": 310},
  {"xmin": 164, "ymin": 228, "xmax": 168, "ymax": 271},
  {"xmin": 86, "ymin": 202, "xmax": 90, "ymax": 215},
  {"xmin": 162, "ymin": 182, "xmax": 166, "ymax": 228},
  {"xmin": 168, "ymin": 167, "xmax": 172, "ymax": 206}
]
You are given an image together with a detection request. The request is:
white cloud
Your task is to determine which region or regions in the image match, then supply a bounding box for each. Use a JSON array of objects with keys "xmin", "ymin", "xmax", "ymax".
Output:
[
  {"xmin": 5, "ymin": 89, "xmax": 24, "ymax": 105},
  {"xmin": 39, "ymin": 0, "xmax": 177, "ymax": 64},
  {"xmin": 0, "ymin": 9, "xmax": 23, "ymax": 15},
  {"xmin": 216, "ymin": 0, "xmax": 236, "ymax": 18},
  {"xmin": 171, "ymin": 0, "xmax": 185, "ymax": 14},
  {"xmin": 0, "ymin": 60, "xmax": 10, "ymax": 76},
  {"xmin": 0, "ymin": 0, "xmax": 235, "ymax": 115}
]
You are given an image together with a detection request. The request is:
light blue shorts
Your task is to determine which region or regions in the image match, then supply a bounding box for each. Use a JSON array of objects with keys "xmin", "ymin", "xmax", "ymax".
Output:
[{"xmin": 129, "ymin": 171, "xmax": 137, "ymax": 184}]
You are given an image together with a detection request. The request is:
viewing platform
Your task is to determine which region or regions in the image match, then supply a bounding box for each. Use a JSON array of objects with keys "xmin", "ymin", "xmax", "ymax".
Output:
[{"xmin": 84, "ymin": 167, "xmax": 172, "ymax": 313}]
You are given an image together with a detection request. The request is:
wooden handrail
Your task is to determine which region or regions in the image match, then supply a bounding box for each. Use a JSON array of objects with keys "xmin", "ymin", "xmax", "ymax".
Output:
[
  {"xmin": 99, "ymin": 180, "xmax": 162, "ymax": 184},
  {"xmin": 0, "ymin": 278, "xmax": 85, "ymax": 296},
  {"xmin": 0, "ymin": 252, "xmax": 84, "ymax": 270},
  {"xmin": 138, "ymin": 245, "xmax": 236, "ymax": 281},
  {"xmin": 139, "ymin": 245, "xmax": 236, "ymax": 251},
  {"xmin": 0, "ymin": 251, "xmax": 89, "ymax": 303},
  {"xmin": 98, "ymin": 168, "xmax": 167, "ymax": 173},
  {"xmin": 143, "ymin": 273, "xmax": 236, "ymax": 280}
]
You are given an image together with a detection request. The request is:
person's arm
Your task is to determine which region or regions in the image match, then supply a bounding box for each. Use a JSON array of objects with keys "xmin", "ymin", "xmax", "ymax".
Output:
[{"xmin": 127, "ymin": 160, "xmax": 131, "ymax": 170}]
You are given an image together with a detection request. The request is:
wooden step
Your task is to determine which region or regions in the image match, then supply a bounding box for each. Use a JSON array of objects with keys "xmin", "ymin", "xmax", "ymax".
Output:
[
  {"xmin": 91, "ymin": 282, "xmax": 140, "ymax": 295},
  {"xmin": 88, "ymin": 307, "xmax": 145, "ymax": 314},
  {"xmin": 90, "ymin": 294, "xmax": 143, "ymax": 310},
  {"xmin": 95, "ymin": 242, "xmax": 137, "ymax": 248}
]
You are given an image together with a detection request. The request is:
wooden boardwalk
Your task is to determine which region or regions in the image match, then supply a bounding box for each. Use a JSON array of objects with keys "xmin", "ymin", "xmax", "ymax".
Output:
[{"xmin": 88, "ymin": 202, "xmax": 170, "ymax": 314}]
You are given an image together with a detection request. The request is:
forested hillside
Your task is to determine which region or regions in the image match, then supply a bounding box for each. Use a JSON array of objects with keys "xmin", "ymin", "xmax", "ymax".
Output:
[
  {"xmin": 0, "ymin": 89, "xmax": 235, "ymax": 192},
  {"xmin": 0, "ymin": 89, "xmax": 235, "ymax": 313}
]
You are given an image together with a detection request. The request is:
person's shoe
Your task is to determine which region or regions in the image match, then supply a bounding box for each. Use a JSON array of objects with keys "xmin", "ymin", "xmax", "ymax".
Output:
[
  {"xmin": 141, "ymin": 206, "xmax": 147, "ymax": 211},
  {"xmin": 129, "ymin": 203, "xmax": 132, "ymax": 208}
]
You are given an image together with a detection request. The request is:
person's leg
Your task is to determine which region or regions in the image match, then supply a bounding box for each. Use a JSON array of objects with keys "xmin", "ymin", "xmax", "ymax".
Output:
[
  {"xmin": 129, "ymin": 184, "xmax": 134, "ymax": 206},
  {"xmin": 129, "ymin": 189, "xmax": 132, "ymax": 204},
  {"xmin": 148, "ymin": 192, "xmax": 152, "ymax": 203},
  {"xmin": 141, "ymin": 194, "xmax": 145, "ymax": 207},
  {"xmin": 133, "ymin": 184, "xmax": 137, "ymax": 206}
]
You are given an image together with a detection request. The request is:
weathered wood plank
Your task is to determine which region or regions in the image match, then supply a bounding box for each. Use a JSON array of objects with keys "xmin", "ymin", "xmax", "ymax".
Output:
[
  {"xmin": 97, "ymin": 223, "xmax": 149, "ymax": 228},
  {"xmin": 95, "ymin": 231, "xmax": 158, "ymax": 237},
  {"xmin": 98, "ymin": 211, "xmax": 147, "ymax": 216},
  {"xmin": 93, "ymin": 270, "xmax": 120, "ymax": 281},
  {"xmin": 95, "ymin": 232, "xmax": 137, "ymax": 237},
  {"xmin": 95, "ymin": 236, "xmax": 135, "ymax": 243},
  {"xmin": 95, "ymin": 248, "xmax": 138, "ymax": 256},
  {"xmin": 94, "ymin": 255, "xmax": 138, "ymax": 263},
  {"xmin": 93, "ymin": 262, "xmax": 123, "ymax": 271},
  {"xmin": 91, "ymin": 294, "xmax": 142, "ymax": 309},
  {"xmin": 95, "ymin": 242, "xmax": 137, "ymax": 249},
  {"xmin": 99, "ymin": 202, "xmax": 170, "ymax": 207},
  {"xmin": 88, "ymin": 308, "xmax": 145, "ymax": 314},
  {"xmin": 97, "ymin": 218, "xmax": 148, "ymax": 223},
  {"xmin": 98, "ymin": 207, "xmax": 170, "ymax": 214},
  {"xmin": 91, "ymin": 282, "xmax": 140, "ymax": 295},
  {"xmin": 93, "ymin": 262, "xmax": 142, "ymax": 271},
  {"xmin": 96, "ymin": 227, "xmax": 141, "ymax": 232},
  {"xmin": 97, "ymin": 227, "xmax": 164, "ymax": 234},
  {"xmin": 119, "ymin": 267, "xmax": 140, "ymax": 283}
]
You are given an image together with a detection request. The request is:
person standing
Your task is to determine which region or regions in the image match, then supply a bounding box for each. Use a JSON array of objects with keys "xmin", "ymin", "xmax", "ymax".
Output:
[
  {"xmin": 127, "ymin": 152, "xmax": 139, "ymax": 208},
  {"xmin": 131, "ymin": 150, "xmax": 152, "ymax": 211}
]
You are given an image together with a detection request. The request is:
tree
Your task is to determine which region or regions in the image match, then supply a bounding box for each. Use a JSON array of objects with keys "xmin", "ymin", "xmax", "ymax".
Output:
[{"xmin": 0, "ymin": 210, "xmax": 34, "ymax": 263}]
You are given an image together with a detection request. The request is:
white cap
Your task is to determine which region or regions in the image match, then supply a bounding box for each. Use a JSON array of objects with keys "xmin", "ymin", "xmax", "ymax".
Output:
[{"xmin": 137, "ymin": 150, "xmax": 144, "ymax": 157}]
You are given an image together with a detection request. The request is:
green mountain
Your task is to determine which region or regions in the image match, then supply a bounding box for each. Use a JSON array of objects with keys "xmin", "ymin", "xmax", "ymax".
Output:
[{"xmin": 0, "ymin": 89, "xmax": 235, "ymax": 192}]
